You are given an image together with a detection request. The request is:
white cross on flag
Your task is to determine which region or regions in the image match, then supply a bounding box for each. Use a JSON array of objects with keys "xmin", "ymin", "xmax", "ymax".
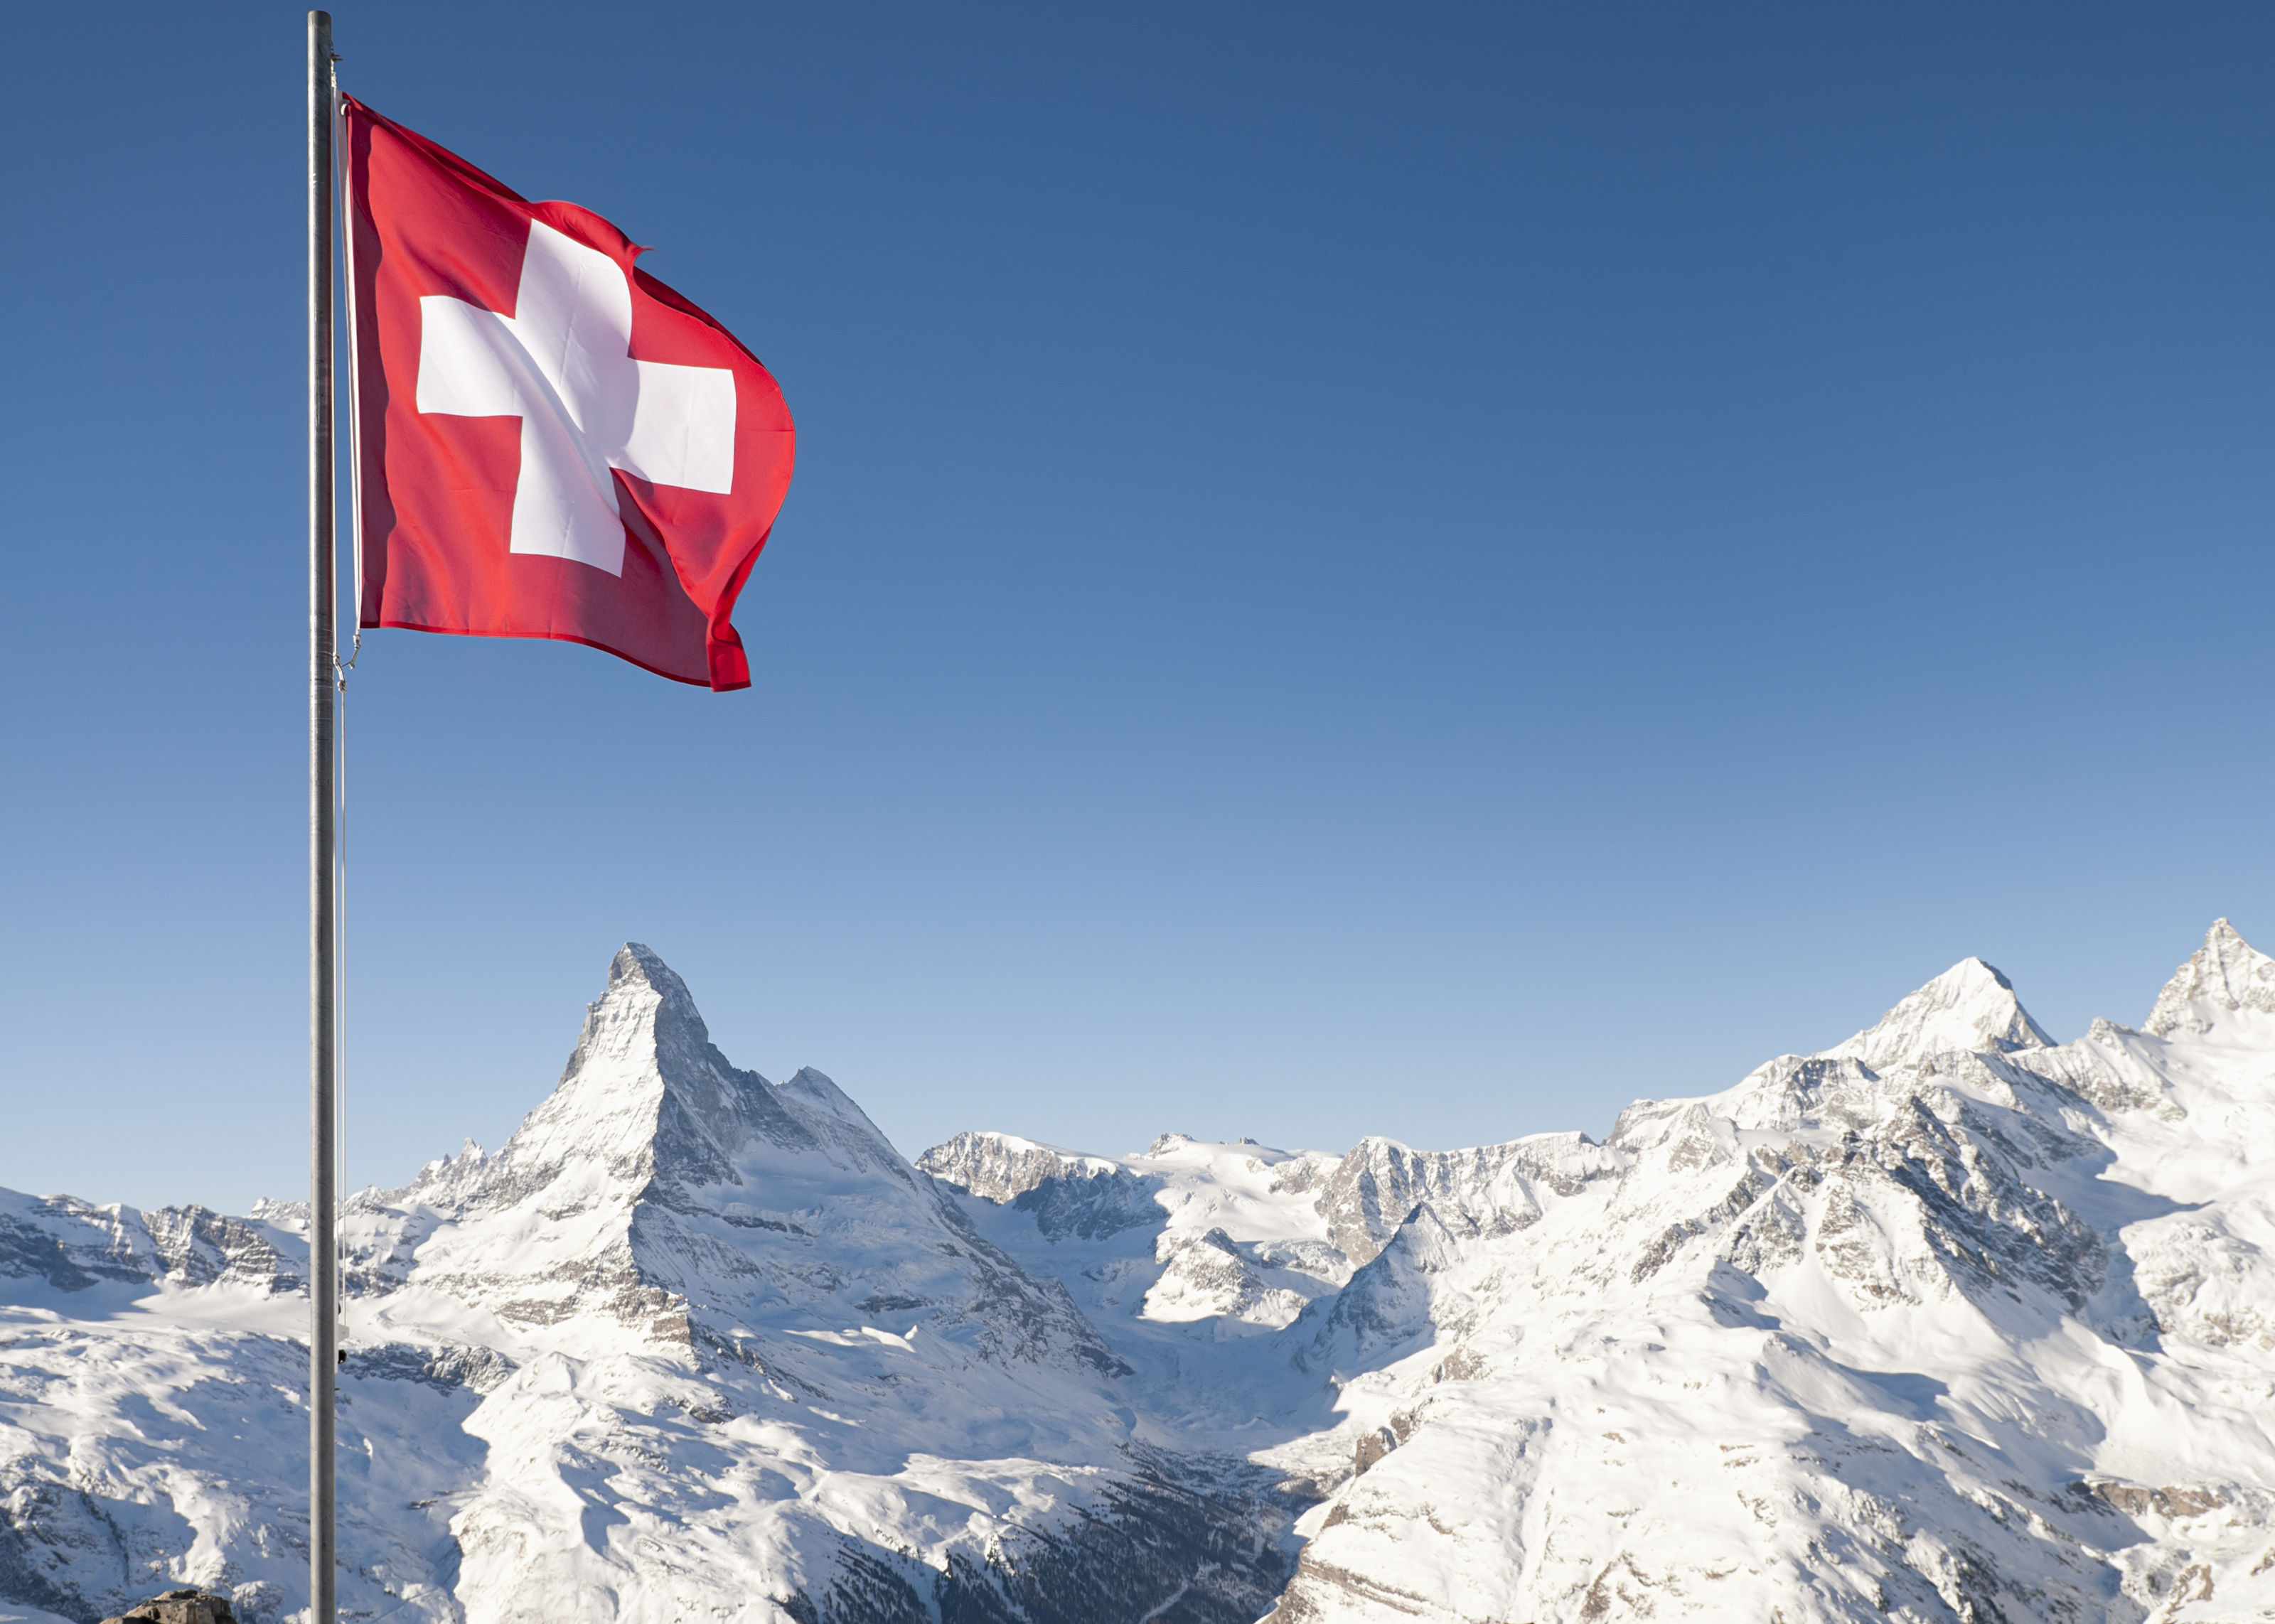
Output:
[{"xmin": 343, "ymin": 98, "xmax": 795, "ymax": 690}]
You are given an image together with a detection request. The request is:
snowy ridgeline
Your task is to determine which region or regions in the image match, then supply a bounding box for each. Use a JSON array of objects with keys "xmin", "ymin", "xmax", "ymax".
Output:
[{"xmin": 4, "ymin": 926, "xmax": 2275, "ymax": 1624}]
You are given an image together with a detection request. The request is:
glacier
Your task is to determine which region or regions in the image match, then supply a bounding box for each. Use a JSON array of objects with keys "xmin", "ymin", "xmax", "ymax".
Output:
[{"xmin": 1, "ymin": 923, "xmax": 2271, "ymax": 1623}]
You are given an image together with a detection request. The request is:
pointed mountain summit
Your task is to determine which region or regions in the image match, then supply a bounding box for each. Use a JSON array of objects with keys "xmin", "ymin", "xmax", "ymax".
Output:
[
  {"xmin": 16, "ymin": 926, "xmax": 2275, "ymax": 1624},
  {"xmin": 1676, "ymin": 954, "xmax": 2058, "ymax": 1143},
  {"xmin": 393, "ymin": 945, "xmax": 1123, "ymax": 1376},
  {"xmin": 466, "ymin": 942, "xmax": 814, "ymax": 1212},
  {"xmin": 2146, "ymin": 918, "xmax": 2275, "ymax": 1036},
  {"xmin": 1820, "ymin": 955, "xmax": 2050, "ymax": 1074}
]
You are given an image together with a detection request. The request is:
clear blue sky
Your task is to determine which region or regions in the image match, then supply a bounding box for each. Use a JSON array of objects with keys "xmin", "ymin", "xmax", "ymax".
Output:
[{"xmin": 2, "ymin": 4, "xmax": 2269, "ymax": 1215}]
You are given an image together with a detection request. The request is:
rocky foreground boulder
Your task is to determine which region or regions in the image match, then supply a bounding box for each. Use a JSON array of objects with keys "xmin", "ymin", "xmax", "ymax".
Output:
[{"xmin": 100, "ymin": 1591, "xmax": 235, "ymax": 1624}]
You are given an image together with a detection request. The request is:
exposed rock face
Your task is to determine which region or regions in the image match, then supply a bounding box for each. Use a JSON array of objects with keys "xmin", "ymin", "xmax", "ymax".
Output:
[
  {"xmin": 2146, "ymin": 915, "xmax": 2275, "ymax": 1035},
  {"xmin": 914, "ymin": 1132, "xmax": 1162, "ymax": 1241},
  {"xmin": 100, "ymin": 1588, "xmax": 235, "ymax": 1624},
  {"xmin": 1246, "ymin": 938, "xmax": 2275, "ymax": 1623},
  {"xmin": 931, "ymin": 927, "xmax": 2275, "ymax": 1623},
  {"xmin": 0, "ymin": 1192, "xmax": 300, "ymax": 1297},
  {"xmin": 311, "ymin": 946, "xmax": 1126, "ymax": 1378},
  {"xmin": 7, "ymin": 924, "xmax": 2275, "ymax": 1623},
  {"xmin": 0, "ymin": 946, "xmax": 1239, "ymax": 1624},
  {"xmin": 1306, "ymin": 1133, "xmax": 1616, "ymax": 1267},
  {"xmin": 1142, "ymin": 1225, "xmax": 1311, "ymax": 1330},
  {"xmin": 1295, "ymin": 1202, "xmax": 1477, "ymax": 1363}
]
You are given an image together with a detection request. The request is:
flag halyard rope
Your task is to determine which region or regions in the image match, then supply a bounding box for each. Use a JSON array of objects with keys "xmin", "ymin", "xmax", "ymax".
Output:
[
  {"xmin": 336, "ymin": 75, "xmax": 363, "ymax": 684},
  {"xmin": 328, "ymin": 43, "xmax": 353, "ymax": 1360}
]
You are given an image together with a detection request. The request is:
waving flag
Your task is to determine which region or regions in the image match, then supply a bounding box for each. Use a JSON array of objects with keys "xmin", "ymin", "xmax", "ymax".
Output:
[{"xmin": 341, "ymin": 97, "xmax": 795, "ymax": 690}]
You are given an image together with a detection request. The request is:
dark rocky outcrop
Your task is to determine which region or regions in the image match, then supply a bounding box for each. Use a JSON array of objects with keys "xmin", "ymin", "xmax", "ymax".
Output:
[{"xmin": 100, "ymin": 1590, "xmax": 235, "ymax": 1624}]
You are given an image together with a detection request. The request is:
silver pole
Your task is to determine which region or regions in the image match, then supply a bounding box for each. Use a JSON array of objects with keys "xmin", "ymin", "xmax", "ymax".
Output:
[{"xmin": 306, "ymin": 12, "xmax": 338, "ymax": 1624}]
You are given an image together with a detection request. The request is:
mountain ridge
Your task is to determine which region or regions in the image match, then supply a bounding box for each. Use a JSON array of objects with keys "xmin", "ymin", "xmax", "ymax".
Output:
[{"xmin": 1, "ymin": 921, "xmax": 2271, "ymax": 1623}]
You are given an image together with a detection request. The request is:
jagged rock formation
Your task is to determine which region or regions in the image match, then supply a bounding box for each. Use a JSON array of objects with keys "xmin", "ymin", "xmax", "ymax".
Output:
[
  {"xmin": 933, "ymin": 922, "xmax": 2275, "ymax": 1623},
  {"xmin": 5, "ymin": 921, "xmax": 2275, "ymax": 1623},
  {"xmin": 1236, "ymin": 923, "xmax": 2275, "ymax": 1623},
  {"xmin": 99, "ymin": 1589, "xmax": 235, "ymax": 1624},
  {"xmin": 368, "ymin": 946, "xmax": 1125, "ymax": 1380},
  {"xmin": 0, "ymin": 1193, "xmax": 300, "ymax": 1297},
  {"xmin": 0, "ymin": 947, "xmax": 1273, "ymax": 1624},
  {"xmin": 915, "ymin": 1134, "xmax": 1161, "ymax": 1242},
  {"xmin": 2147, "ymin": 915, "xmax": 2275, "ymax": 1035},
  {"xmin": 1305, "ymin": 1134, "xmax": 1617, "ymax": 1268}
]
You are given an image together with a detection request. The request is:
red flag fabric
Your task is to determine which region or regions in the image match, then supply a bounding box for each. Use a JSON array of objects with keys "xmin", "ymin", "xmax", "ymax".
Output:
[{"xmin": 342, "ymin": 97, "xmax": 795, "ymax": 691}]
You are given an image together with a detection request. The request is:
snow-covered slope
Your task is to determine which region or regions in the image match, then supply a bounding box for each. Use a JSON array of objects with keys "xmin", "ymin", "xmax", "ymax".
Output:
[
  {"xmin": 0, "ymin": 948, "xmax": 1290, "ymax": 1624},
  {"xmin": 7, "ymin": 924, "xmax": 2275, "ymax": 1624},
  {"xmin": 929, "ymin": 923, "xmax": 2275, "ymax": 1623}
]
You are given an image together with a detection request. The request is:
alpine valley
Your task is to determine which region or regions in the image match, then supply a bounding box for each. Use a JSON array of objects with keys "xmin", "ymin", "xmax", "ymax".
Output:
[{"xmin": 5, "ymin": 924, "xmax": 2275, "ymax": 1624}]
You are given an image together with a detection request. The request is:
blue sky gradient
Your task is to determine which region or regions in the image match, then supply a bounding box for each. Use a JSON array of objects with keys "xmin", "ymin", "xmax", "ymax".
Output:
[{"xmin": 2, "ymin": 4, "xmax": 2269, "ymax": 1212}]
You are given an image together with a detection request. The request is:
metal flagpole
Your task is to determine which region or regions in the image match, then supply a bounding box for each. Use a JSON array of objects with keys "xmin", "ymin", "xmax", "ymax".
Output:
[{"xmin": 306, "ymin": 12, "xmax": 339, "ymax": 1624}]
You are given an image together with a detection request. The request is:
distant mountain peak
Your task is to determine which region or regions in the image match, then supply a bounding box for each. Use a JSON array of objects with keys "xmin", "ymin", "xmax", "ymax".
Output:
[
  {"xmin": 476, "ymin": 942, "xmax": 793, "ymax": 1209},
  {"xmin": 2146, "ymin": 918, "xmax": 2275, "ymax": 1036},
  {"xmin": 14, "ymin": 923, "xmax": 2275, "ymax": 1624},
  {"xmin": 607, "ymin": 939, "xmax": 701, "ymax": 1015},
  {"xmin": 921, "ymin": 1130, "xmax": 1164, "ymax": 1242},
  {"xmin": 1820, "ymin": 955, "xmax": 2051, "ymax": 1074}
]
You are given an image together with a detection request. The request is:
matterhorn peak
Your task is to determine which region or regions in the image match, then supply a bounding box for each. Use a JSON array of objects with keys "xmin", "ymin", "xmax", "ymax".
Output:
[
  {"xmin": 2145, "ymin": 917, "xmax": 2275, "ymax": 1036},
  {"xmin": 16, "ymin": 923, "xmax": 2275, "ymax": 1624},
  {"xmin": 604, "ymin": 939, "xmax": 706, "ymax": 1026},
  {"xmin": 612, "ymin": 940, "xmax": 680, "ymax": 982},
  {"xmin": 1820, "ymin": 954, "xmax": 2051, "ymax": 1075},
  {"xmin": 453, "ymin": 943, "xmax": 808, "ymax": 1221}
]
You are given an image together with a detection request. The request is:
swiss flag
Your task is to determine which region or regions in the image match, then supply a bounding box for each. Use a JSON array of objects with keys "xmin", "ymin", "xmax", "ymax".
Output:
[{"xmin": 343, "ymin": 98, "xmax": 796, "ymax": 691}]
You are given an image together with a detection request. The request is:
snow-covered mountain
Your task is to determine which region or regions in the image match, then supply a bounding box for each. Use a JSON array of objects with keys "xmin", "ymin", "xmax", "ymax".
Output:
[
  {"xmin": 6, "ymin": 924, "xmax": 2275, "ymax": 1623},
  {"xmin": 0, "ymin": 948, "xmax": 1288, "ymax": 1624}
]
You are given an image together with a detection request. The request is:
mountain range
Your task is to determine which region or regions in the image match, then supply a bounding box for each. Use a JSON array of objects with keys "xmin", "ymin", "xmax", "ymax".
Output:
[{"xmin": 4, "ymin": 921, "xmax": 2272, "ymax": 1623}]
